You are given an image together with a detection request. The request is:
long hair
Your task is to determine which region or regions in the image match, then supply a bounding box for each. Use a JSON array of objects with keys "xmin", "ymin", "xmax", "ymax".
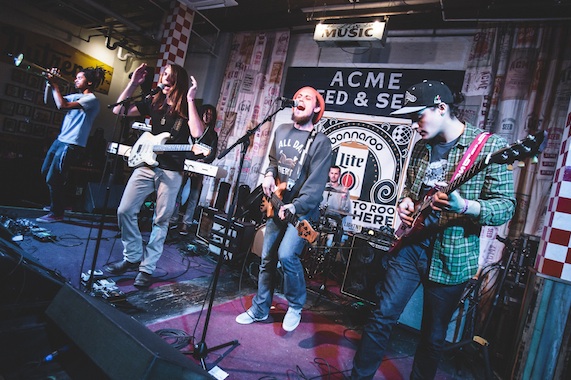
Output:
[
  {"xmin": 151, "ymin": 64, "xmax": 189, "ymax": 119},
  {"xmin": 200, "ymin": 104, "xmax": 217, "ymax": 128},
  {"xmin": 82, "ymin": 67, "xmax": 106, "ymax": 90}
]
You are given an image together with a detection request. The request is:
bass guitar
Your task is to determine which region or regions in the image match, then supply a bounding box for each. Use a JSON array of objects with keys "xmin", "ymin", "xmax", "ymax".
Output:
[
  {"xmin": 256, "ymin": 182, "xmax": 319, "ymax": 244},
  {"xmin": 127, "ymin": 132, "xmax": 210, "ymax": 168},
  {"xmin": 390, "ymin": 130, "xmax": 547, "ymax": 253}
]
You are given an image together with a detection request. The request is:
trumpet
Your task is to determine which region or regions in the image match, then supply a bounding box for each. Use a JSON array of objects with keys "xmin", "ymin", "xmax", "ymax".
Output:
[{"xmin": 9, "ymin": 53, "xmax": 71, "ymax": 84}]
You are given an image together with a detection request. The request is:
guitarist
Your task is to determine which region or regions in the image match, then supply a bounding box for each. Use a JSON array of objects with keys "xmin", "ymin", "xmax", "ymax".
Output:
[
  {"xmin": 235, "ymin": 86, "xmax": 332, "ymax": 332},
  {"xmin": 351, "ymin": 80, "xmax": 516, "ymax": 380},
  {"xmin": 105, "ymin": 63, "xmax": 204, "ymax": 288}
]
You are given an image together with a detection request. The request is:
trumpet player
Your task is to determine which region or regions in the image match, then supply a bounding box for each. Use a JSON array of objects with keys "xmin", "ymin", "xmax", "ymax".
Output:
[{"xmin": 36, "ymin": 66, "xmax": 106, "ymax": 223}]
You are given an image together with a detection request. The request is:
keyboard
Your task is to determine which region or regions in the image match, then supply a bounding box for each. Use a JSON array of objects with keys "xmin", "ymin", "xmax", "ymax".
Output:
[{"xmin": 107, "ymin": 142, "xmax": 226, "ymax": 178}]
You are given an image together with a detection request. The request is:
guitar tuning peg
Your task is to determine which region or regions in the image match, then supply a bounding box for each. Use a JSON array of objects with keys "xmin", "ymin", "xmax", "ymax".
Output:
[
  {"xmin": 531, "ymin": 155, "xmax": 539, "ymax": 164},
  {"xmin": 517, "ymin": 161, "xmax": 525, "ymax": 168}
]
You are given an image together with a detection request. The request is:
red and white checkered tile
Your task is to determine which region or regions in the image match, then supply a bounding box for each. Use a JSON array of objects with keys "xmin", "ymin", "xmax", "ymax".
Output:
[
  {"xmin": 537, "ymin": 113, "xmax": 571, "ymax": 282},
  {"xmin": 153, "ymin": 2, "xmax": 194, "ymax": 83}
]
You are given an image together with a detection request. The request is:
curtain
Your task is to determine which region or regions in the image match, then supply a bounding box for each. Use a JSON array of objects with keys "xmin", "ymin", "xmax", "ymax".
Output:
[
  {"xmin": 206, "ymin": 30, "xmax": 290, "ymax": 211},
  {"xmin": 462, "ymin": 22, "xmax": 571, "ymax": 240}
]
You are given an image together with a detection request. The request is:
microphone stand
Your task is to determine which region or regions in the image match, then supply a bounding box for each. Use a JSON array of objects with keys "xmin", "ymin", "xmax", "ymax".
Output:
[
  {"xmin": 191, "ymin": 103, "xmax": 287, "ymax": 370},
  {"xmin": 84, "ymin": 94, "xmax": 145, "ymax": 292}
]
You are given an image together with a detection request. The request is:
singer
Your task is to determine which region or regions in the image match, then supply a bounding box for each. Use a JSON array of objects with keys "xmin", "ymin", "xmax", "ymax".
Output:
[
  {"xmin": 106, "ymin": 63, "xmax": 204, "ymax": 288},
  {"xmin": 236, "ymin": 86, "xmax": 332, "ymax": 332}
]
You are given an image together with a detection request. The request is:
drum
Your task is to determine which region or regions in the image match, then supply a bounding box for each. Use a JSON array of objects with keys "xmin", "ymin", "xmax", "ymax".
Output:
[{"xmin": 250, "ymin": 223, "xmax": 266, "ymax": 258}]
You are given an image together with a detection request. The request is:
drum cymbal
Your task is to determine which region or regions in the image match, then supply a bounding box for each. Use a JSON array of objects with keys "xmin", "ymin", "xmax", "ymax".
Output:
[{"xmin": 325, "ymin": 210, "xmax": 357, "ymax": 218}]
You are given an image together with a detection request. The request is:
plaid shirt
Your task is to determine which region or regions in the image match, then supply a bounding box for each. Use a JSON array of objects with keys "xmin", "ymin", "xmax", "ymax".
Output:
[{"xmin": 400, "ymin": 123, "xmax": 516, "ymax": 285}]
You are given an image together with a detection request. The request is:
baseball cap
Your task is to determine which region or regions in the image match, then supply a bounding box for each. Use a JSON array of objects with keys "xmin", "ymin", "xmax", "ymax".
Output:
[
  {"xmin": 391, "ymin": 80, "xmax": 454, "ymax": 115},
  {"xmin": 294, "ymin": 86, "xmax": 325, "ymax": 123}
]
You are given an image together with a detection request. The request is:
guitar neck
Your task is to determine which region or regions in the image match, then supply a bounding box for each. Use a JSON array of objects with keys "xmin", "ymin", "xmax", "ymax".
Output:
[
  {"xmin": 269, "ymin": 193, "xmax": 297, "ymax": 225},
  {"xmin": 443, "ymin": 158, "xmax": 488, "ymax": 195},
  {"xmin": 153, "ymin": 144, "xmax": 191, "ymax": 152}
]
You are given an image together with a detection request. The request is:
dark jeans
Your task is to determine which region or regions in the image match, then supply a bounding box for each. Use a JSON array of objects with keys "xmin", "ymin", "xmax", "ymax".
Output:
[
  {"xmin": 41, "ymin": 140, "xmax": 82, "ymax": 216},
  {"xmin": 351, "ymin": 242, "xmax": 467, "ymax": 380}
]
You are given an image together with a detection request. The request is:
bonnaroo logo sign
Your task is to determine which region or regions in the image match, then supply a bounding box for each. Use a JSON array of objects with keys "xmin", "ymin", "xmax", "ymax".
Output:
[{"xmin": 321, "ymin": 116, "xmax": 414, "ymax": 231}]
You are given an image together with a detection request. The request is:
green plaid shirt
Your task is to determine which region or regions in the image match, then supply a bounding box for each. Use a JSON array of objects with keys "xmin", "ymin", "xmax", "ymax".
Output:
[{"xmin": 400, "ymin": 123, "xmax": 516, "ymax": 285}]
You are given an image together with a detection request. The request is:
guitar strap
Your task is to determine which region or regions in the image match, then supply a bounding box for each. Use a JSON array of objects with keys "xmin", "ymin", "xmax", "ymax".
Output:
[
  {"xmin": 450, "ymin": 131, "xmax": 491, "ymax": 182},
  {"xmin": 286, "ymin": 127, "xmax": 318, "ymax": 191}
]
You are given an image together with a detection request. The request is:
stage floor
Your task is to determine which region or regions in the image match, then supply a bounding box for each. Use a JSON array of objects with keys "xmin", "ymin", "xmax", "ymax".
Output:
[{"xmin": 0, "ymin": 205, "xmax": 488, "ymax": 379}]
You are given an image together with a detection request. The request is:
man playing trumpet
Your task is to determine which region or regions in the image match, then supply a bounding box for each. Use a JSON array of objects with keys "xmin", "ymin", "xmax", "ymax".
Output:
[{"xmin": 36, "ymin": 66, "xmax": 106, "ymax": 223}]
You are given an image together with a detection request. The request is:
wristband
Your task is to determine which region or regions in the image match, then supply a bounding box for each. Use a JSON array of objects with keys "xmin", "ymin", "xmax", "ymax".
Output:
[{"xmin": 460, "ymin": 199, "xmax": 469, "ymax": 214}]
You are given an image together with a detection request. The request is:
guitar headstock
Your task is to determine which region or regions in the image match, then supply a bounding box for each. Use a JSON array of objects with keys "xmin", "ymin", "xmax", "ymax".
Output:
[{"xmin": 488, "ymin": 130, "xmax": 547, "ymax": 165}]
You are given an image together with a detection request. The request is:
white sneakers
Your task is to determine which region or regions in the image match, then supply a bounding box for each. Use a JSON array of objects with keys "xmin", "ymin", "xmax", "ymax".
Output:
[
  {"xmin": 235, "ymin": 308, "xmax": 268, "ymax": 324},
  {"xmin": 282, "ymin": 307, "xmax": 302, "ymax": 332},
  {"xmin": 235, "ymin": 307, "xmax": 302, "ymax": 332}
]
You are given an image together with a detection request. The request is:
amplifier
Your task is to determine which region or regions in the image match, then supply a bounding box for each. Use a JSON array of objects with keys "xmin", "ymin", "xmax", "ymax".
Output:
[
  {"xmin": 341, "ymin": 233, "xmax": 467, "ymax": 343},
  {"xmin": 341, "ymin": 233, "xmax": 391, "ymax": 304},
  {"xmin": 197, "ymin": 207, "xmax": 255, "ymax": 262}
]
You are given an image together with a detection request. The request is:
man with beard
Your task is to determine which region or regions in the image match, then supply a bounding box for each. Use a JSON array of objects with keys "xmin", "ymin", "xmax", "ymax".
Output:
[{"xmin": 235, "ymin": 86, "xmax": 332, "ymax": 332}]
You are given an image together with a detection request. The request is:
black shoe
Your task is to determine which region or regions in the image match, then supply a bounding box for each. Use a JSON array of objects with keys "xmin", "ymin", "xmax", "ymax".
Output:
[
  {"xmin": 133, "ymin": 271, "xmax": 153, "ymax": 288},
  {"xmin": 105, "ymin": 260, "xmax": 141, "ymax": 275},
  {"xmin": 179, "ymin": 224, "xmax": 189, "ymax": 236}
]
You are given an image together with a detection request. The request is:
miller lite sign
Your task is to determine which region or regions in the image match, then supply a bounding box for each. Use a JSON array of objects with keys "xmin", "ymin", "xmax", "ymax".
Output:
[{"xmin": 322, "ymin": 113, "xmax": 415, "ymax": 232}]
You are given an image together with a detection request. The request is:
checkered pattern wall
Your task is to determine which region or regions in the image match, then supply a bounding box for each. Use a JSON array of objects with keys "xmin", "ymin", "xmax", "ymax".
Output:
[
  {"xmin": 153, "ymin": 2, "xmax": 194, "ymax": 82},
  {"xmin": 537, "ymin": 112, "xmax": 571, "ymax": 282}
]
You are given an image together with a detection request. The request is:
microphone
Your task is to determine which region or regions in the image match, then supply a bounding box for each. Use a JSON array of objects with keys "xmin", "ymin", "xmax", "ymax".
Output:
[
  {"xmin": 146, "ymin": 83, "xmax": 166, "ymax": 98},
  {"xmin": 278, "ymin": 96, "xmax": 298, "ymax": 107}
]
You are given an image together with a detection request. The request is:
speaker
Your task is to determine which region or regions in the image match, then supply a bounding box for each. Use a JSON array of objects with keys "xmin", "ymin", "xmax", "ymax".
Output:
[
  {"xmin": 341, "ymin": 233, "xmax": 390, "ymax": 304},
  {"xmin": 46, "ymin": 284, "xmax": 213, "ymax": 380},
  {"xmin": 0, "ymin": 225, "xmax": 64, "ymax": 314},
  {"xmin": 341, "ymin": 233, "xmax": 467, "ymax": 343},
  {"xmin": 84, "ymin": 182, "xmax": 124, "ymax": 213}
]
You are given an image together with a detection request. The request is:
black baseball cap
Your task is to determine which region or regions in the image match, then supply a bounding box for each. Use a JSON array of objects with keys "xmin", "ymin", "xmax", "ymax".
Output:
[{"xmin": 391, "ymin": 80, "xmax": 454, "ymax": 115}]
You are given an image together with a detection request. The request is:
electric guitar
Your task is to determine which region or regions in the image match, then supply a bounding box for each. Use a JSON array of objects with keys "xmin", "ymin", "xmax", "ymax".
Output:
[
  {"xmin": 127, "ymin": 131, "xmax": 211, "ymax": 168},
  {"xmin": 257, "ymin": 182, "xmax": 319, "ymax": 244},
  {"xmin": 390, "ymin": 130, "xmax": 547, "ymax": 253}
]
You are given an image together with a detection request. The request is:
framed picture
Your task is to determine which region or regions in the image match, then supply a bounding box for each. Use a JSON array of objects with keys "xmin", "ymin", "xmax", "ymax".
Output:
[
  {"xmin": 52, "ymin": 111, "xmax": 64, "ymax": 125},
  {"xmin": 18, "ymin": 120, "xmax": 31, "ymax": 134},
  {"xmin": 33, "ymin": 123, "xmax": 46, "ymax": 138},
  {"xmin": 27, "ymin": 74, "xmax": 43, "ymax": 90},
  {"xmin": 16, "ymin": 103, "xmax": 33, "ymax": 117},
  {"xmin": 5, "ymin": 84, "xmax": 20, "ymax": 98},
  {"xmin": 33, "ymin": 108, "xmax": 52, "ymax": 123},
  {"xmin": 0, "ymin": 99, "xmax": 15, "ymax": 116},
  {"xmin": 21, "ymin": 88, "xmax": 35, "ymax": 102},
  {"xmin": 11, "ymin": 69, "xmax": 27, "ymax": 83},
  {"xmin": 3, "ymin": 118, "xmax": 17, "ymax": 132}
]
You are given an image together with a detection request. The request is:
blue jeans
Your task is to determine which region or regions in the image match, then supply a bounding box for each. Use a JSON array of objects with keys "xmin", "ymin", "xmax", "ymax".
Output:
[
  {"xmin": 351, "ymin": 242, "xmax": 467, "ymax": 380},
  {"xmin": 41, "ymin": 139, "xmax": 82, "ymax": 216},
  {"xmin": 117, "ymin": 166, "xmax": 182, "ymax": 274},
  {"xmin": 250, "ymin": 217, "xmax": 308, "ymax": 316}
]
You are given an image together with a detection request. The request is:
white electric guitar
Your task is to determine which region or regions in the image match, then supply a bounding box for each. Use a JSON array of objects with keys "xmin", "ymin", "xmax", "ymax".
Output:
[{"xmin": 127, "ymin": 131, "xmax": 211, "ymax": 168}]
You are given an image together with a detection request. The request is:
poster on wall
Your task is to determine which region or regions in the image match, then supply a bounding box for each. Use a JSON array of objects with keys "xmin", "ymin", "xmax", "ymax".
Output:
[
  {"xmin": 0, "ymin": 22, "xmax": 113, "ymax": 94},
  {"xmin": 283, "ymin": 67, "xmax": 465, "ymax": 117},
  {"xmin": 268, "ymin": 108, "xmax": 415, "ymax": 233}
]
